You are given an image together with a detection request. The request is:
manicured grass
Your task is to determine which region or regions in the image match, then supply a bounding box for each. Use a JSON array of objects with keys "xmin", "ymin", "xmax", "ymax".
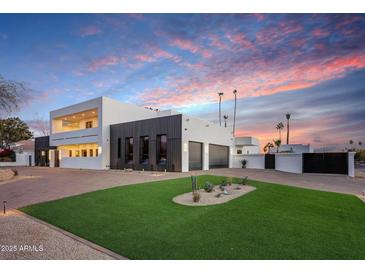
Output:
[{"xmin": 20, "ymin": 175, "xmax": 365, "ymax": 259}]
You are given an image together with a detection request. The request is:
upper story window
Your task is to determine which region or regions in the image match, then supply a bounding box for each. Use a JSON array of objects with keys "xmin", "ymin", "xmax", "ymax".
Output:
[
  {"xmin": 85, "ymin": 121, "xmax": 93, "ymax": 128},
  {"xmin": 51, "ymin": 108, "xmax": 98, "ymax": 134}
]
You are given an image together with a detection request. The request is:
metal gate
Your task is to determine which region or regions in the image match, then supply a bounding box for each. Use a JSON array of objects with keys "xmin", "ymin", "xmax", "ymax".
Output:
[
  {"xmin": 265, "ymin": 154, "xmax": 275, "ymax": 169},
  {"xmin": 303, "ymin": 153, "xmax": 348, "ymax": 174}
]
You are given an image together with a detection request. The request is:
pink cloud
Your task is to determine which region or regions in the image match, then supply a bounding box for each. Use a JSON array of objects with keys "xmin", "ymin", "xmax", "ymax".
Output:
[
  {"xmin": 170, "ymin": 38, "xmax": 212, "ymax": 58},
  {"xmin": 88, "ymin": 55, "xmax": 120, "ymax": 72},
  {"xmin": 140, "ymin": 51, "xmax": 365, "ymax": 109},
  {"xmin": 312, "ymin": 28, "xmax": 329, "ymax": 37},
  {"xmin": 134, "ymin": 48, "xmax": 181, "ymax": 64},
  {"xmin": 79, "ymin": 25, "xmax": 102, "ymax": 37}
]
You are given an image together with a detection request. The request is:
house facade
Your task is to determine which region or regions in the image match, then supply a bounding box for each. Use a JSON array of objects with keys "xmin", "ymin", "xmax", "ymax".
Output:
[{"xmin": 36, "ymin": 96, "xmax": 236, "ymax": 172}]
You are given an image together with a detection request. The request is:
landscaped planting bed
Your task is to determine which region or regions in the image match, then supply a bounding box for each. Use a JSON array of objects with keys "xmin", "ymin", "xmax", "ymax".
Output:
[{"xmin": 20, "ymin": 175, "xmax": 365, "ymax": 259}]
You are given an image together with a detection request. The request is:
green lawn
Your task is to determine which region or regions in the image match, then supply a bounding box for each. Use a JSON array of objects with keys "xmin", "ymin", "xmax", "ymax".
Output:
[{"xmin": 20, "ymin": 175, "xmax": 365, "ymax": 259}]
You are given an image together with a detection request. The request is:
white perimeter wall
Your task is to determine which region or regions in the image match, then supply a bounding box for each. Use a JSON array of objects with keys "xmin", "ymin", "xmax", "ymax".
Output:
[
  {"xmin": 0, "ymin": 151, "xmax": 34, "ymax": 167},
  {"xmin": 60, "ymin": 156, "xmax": 101, "ymax": 169},
  {"xmin": 232, "ymin": 154, "xmax": 265, "ymax": 169},
  {"xmin": 181, "ymin": 115, "xmax": 233, "ymax": 172},
  {"xmin": 275, "ymin": 153, "xmax": 303, "ymax": 174}
]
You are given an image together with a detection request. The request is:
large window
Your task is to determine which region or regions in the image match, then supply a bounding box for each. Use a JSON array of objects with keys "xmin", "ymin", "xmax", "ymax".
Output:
[
  {"xmin": 157, "ymin": 135, "xmax": 167, "ymax": 165},
  {"xmin": 140, "ymin": 136, "xmax": 149, "ymax": 164},
  {"xmin": 125, "ymin": 137, "xmax": 133, "ymax": 164}
]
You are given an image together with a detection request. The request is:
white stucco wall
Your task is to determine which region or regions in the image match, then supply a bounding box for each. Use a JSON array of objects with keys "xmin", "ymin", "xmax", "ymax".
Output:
[
  {"xmin": 100, "ymin": 97, "xmax": 160, "ymax": 169},
  {"xmin": 232, "ymin": 154, "xmax": 265, "ymax": 169},
  {"xmin": 60, "ymin": 156, "xmax": 102, "ymax": 169},
  {"xmin": 181, "ymin": 115, "xmax": 233, "ymax": 172},
  {"xmin": 275, "ymin": 153, "xmax": 303, "ymax": 174},
  {"xmin": 234, "ymin": 145, "xmax": 260, "ymax": 155}
]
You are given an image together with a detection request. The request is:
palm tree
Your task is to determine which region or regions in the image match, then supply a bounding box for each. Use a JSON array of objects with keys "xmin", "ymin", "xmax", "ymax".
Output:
[
  {"xmin": 263, "ymin": 142, "xmax": 274, "ymax": 154},
  {"xmin": 276, "ymin": 122, "xmax": 284, "ymax": 141},
  {"xmin": 273, "ymin": 139, "xmax": 282, "ymax": 153},
  {"xmin": 285, "ymin": 113, "xmax": 291, "ymax": 144},
  {"xmin": 232, "ymin": 89, "xmax": 237, "ymax": 137},
  {"xmin": 218, "ymin": 92, "xmax": 224, "ymax": 126},
  {"xmin": 223, "ymin": 114, "xmax": 229, "ymax": 128}
]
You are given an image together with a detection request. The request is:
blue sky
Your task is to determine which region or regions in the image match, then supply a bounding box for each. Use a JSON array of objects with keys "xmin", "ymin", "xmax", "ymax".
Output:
[{"xmin": 1, "ymin": 14, "xmax": 364, "ymax": 150}]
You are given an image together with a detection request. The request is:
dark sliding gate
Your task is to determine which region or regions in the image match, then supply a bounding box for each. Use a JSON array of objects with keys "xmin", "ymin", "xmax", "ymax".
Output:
[
  {"xmin": 265, "ymin": 154, "xmax": 275, "ymax": 169},
  {"xmin": 302, "ymin": 153, "xmax": 348, "ymax": 175}
]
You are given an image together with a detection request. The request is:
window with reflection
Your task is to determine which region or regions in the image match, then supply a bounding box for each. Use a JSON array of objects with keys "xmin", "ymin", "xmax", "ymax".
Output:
[
  {"xmin": 157, "ymin": 135, "xmax": 167, "ymax": 165},
  {"xmin": 140, "ymin": 136, "xmax": 149, "ymax": 164},
  {"xmin": 125, "ymin": 137, "xmax": 133, "ymax": 164}
]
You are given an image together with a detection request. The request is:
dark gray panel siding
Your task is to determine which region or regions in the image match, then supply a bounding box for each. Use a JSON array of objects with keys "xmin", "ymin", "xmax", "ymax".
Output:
[{"xmin": 110, "ymin": 114, "xmax": 182, "ymax": 172}]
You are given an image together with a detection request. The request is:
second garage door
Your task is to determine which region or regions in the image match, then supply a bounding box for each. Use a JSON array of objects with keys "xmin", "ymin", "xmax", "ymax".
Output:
[{"xmin": 209, "ymin": 144, "xmax": 229, "ymax": 169}]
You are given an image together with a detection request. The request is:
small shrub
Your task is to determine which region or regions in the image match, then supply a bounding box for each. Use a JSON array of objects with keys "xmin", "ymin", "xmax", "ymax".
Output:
[
  {"xmin": 203, "ymin": 181, "xmax": 214, "ymax": 192},
  {"xmin": 239, "ymin": 176, "xmax": 248, "ymax": 185},
  {"xmin": 192, "ymin": 192, "xmax": 200, "ymax": 202},
  {"xmin": 241, "ymin": 159, "xmax": 247, "ymax": 168}
]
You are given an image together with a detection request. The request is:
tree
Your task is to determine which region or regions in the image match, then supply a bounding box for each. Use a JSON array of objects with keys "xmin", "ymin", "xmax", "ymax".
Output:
[
  {"xmin": 218, "ymin": 92, "xmax": 224, "ymax": 126},
  {"xmin": 223, "ymin": 114, "xmax": 228, "ymax": 128},
  {"xmin": 359, "ymin": 141, "xmax": 363, "ymax": 147},
  {"xmin": 273, "ymin": 139, "xmax": 282, "ymax": 153},
  {"xmin": 0, "ymin": 117, "xmax": 33, "ymax": 148},
  {"xmin": 276, "ymin": 122, "xmax": 284, "ymax": 141},
  {"xmin": 0, "ymin": 74, "xmax": 28, "ymax": 116},
  {"xmin": 232, "ymin": 89, "xmax": 237, "ymax": 137},
  {"xmin": 30, "ymin": 113, "xmax": 50, "ymax": 136},
  {"xmin": 263, "ymin": 142, "xmax": 274, "ymax": 154},
  {"xmin": 285, "ymin": 113, "xmax": 291, "ymax": 144}
]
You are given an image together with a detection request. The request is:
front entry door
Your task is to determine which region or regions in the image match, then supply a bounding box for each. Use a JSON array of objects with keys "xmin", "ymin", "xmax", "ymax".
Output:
[{"xmin": 54, "ymin": 150, "xmax": 60, "ymax": 167}]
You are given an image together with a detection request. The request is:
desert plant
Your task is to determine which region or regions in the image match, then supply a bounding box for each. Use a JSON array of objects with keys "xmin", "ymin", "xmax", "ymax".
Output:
[
  {"xmin": 241, "ymin": 159, "xmax": 247, "ymax": 168},
  {"xmin": 239, "ymin": 176, "xmax": 248, "ymax": 185},
  {"xmin": 193, "ymin": 192, "xmax": 200, "ymax": 202},
  {"xmin": 191, "ymin": 176, "xmax": 198, "ymax": 192},
  {"xmin": 203, "ymin": 181, "xmax": 214, "ymax": 192}
]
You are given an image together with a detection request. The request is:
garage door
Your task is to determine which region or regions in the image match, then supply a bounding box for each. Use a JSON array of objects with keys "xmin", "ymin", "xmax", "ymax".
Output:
[
  {"xmin": 189, "ymin": 141, "xmax": 202, "ymax": 170},
  {"xmin": 209, "ymin": 144, "xmax": 229, "ymax": 168}
]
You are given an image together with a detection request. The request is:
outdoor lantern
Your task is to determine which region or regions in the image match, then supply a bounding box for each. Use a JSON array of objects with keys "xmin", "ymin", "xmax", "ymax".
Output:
[{"xmin": 3, "ymin": 200, "xmax": 7, "ymax": 214}]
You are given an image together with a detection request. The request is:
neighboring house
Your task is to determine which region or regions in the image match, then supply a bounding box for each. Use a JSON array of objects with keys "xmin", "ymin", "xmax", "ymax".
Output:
[
  {"xmin": 233, "ymin": 137, "xmax": 260, "ymax": 155},
  {"xmin": 35, "ymin": 96, "xmax": 254, "ymax": 172},
  {"xmin": 0, "ymin": 139, "xmax": 34, "ymax": 167},
  {"xmin": 269, "ymin": 144, "xmax": 313, "ymax": 154}
]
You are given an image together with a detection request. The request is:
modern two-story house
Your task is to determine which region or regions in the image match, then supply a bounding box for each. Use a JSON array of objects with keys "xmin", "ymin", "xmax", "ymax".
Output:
[{"xmin": 35, "ymin": 96, "xmax": 247, "ymax": 172}]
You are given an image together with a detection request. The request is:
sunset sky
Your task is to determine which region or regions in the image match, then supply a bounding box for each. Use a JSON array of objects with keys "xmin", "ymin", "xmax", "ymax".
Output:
[{"xmin": 1, "ymin": 14, "xmax": 364, "ymax": 151}]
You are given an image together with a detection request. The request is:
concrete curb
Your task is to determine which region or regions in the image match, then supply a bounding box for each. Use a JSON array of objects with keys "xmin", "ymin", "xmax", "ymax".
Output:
[{"xmin": 14, "ymin": 209, "xmax": 128, "ymax": 260}]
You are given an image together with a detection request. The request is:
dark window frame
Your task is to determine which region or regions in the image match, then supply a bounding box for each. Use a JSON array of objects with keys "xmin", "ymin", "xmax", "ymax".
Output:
[
  {"xmin": 117, "ymin": 138, "xmax": 121, "ymax": 159},
  {"xmin": 156, "ymin": 134, "xmax": 167, "ymax": 165},
  {"xmin": 125, "ymin": 137, "xmax": 134, "ymax": 164},
  {"xmin": 140, "ymin": 136, "xmax": 149, "ymax": 165},
  {"xmin": 85, "ymin": 121, "xmax": 93, "ymax": 128}
]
